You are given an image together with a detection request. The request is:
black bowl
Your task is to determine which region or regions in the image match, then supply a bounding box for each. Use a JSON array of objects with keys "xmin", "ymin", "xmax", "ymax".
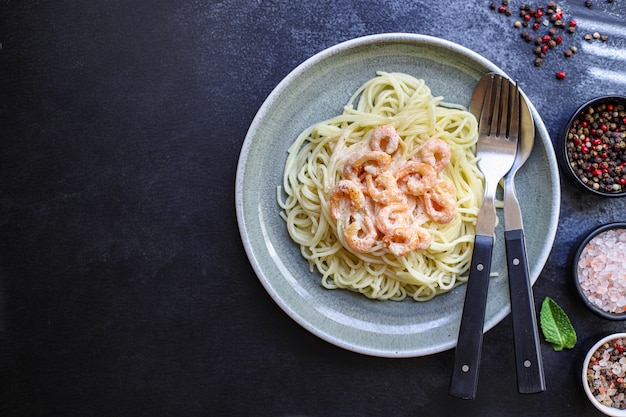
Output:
[
  {"xmin": 560, "ymin": 95, "xmax": 626, "ymax": 197},
  {"xmin": 571, "ymin": 222, "xmax": 626, "ymax": 320}
]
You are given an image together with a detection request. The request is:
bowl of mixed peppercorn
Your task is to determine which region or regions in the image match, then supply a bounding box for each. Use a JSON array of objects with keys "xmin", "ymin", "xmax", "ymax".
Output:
[
  {"xmin": 583, "ymin": 333, "xmax": 626, "ymax": 416},
  {"xmin": 561, "ymin": 96, "xmax": 626, "ymax": 197}
]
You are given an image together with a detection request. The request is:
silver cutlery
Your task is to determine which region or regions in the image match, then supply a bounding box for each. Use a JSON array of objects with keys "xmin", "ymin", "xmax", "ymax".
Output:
[
  {"xmin": 449, "ymin": 73, "xmax": 519, "ymax": 400},
  {"xmin": 468, "ymin": 74, "xmax": 545, "ymax": 395},
  {"xmin": 502, "ymin": 84, "xmax": 546, "ymax": 395}
]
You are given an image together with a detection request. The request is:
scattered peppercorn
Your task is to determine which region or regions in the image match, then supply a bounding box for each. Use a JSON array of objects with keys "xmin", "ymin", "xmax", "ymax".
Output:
[
  {"xmin": 556, "ymin": 70, "xmax": 566, "ymax": 79},
  {"xmin": 491, "ymin": 2, "xmax": 581, "ymax": 70},
  {"xmin": 565, "ymin": 100, "xmax": 626, "ymax": 194},
  {"xmin": 489, "ymin": 1, "xmax": 617, "ymax": 79}
]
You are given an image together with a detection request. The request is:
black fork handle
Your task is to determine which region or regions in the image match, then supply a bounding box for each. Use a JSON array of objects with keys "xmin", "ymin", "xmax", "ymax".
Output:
[{"xmin": 449, "ymin": 234, "xmax": 493, "ymax": 400}]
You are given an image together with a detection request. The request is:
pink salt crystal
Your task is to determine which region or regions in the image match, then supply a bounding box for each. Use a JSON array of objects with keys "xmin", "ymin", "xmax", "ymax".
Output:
[{"xmin": 578, "ymin": 228, "xmax": 626, "ymax": 314}]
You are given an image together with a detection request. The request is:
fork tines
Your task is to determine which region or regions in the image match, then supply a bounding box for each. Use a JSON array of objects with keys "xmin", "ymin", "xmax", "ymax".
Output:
[{"xmin": 480, "ymin": 75, "xmax": 520, "ymax": 141}]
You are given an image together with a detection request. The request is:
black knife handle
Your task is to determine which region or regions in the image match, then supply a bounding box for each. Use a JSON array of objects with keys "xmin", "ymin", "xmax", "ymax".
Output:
[
  {"xmin": 505, "ymin": 228, "xmax": 546, "ymax": 394},
  {"xmin": 449, "ymin": 234, "xmax": 494, "ymax": 400}
]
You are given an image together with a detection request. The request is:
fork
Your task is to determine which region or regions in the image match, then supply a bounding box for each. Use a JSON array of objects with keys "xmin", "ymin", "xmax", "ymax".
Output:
[{"xmin": 449, "ymin": 74, "xmax": 519, "ymax": 400}]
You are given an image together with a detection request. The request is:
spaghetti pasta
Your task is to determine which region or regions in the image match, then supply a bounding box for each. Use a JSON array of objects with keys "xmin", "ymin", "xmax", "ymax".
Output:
[{"xmin": 278, "ymin": 71, "xmax": 483, "ymax": 301}]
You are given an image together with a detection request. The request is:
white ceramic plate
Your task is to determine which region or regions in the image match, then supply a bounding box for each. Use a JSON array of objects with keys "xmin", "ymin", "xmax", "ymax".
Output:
[{"xmin": 235, "ymin": 33, "xmax": 560, "ymax": 357}]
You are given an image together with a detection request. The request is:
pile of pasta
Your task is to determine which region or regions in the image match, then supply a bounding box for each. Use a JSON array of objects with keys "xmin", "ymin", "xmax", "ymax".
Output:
[{"xmin": 279, "ymin": 72, "xmax": 483, "ymax": 301}]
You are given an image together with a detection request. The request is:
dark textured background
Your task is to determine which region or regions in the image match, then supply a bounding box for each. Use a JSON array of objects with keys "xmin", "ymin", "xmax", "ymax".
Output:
[{"xmin": 1, "ymin": 1, "xmax": 625, "ymax": 416}]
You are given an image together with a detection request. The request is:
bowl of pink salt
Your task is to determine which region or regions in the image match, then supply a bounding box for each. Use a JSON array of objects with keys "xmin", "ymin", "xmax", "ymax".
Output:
[
  {"xmin": 583, "ymin": 333, "xmax": 626, "ymax": 416},
  {"xmin": 573, "ymin": 222, "xmax": 626, "ymax": 320}
]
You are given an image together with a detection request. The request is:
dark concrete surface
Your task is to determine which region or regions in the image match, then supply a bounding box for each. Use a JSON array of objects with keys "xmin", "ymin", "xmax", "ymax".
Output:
[{"xmin": 1, "ymin": 1, "xmax": 625, "ymax": 416}]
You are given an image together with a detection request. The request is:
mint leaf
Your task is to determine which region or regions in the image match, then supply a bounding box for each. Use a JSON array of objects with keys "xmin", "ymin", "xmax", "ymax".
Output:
[{"xmin": 540, "ymin": 297, "xmax": 577, "ymax": 351}]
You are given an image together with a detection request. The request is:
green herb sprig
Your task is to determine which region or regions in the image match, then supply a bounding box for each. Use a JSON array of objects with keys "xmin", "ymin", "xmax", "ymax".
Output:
[{"xmin": 539, "ymin": 297, "xmax": 577, "ymax": 351}]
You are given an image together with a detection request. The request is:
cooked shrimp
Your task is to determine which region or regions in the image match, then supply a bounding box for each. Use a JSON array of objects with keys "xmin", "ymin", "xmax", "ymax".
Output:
[
  {"xmin": 345, "ymin": 215, "xmax": 377, "ymax": 253},
  {"xmin": 350, "ymin": 151, "xmax": 392, "ymax": 177},
  {"xmin": 369, "ymin": 125, "xmax": 401, "ymax": 155},
  {"xmin": 395, "ymin": 161, "xmax": 436, "ymax": 197},
  {"xmin": 420, "ymin": 138, "xmax": 451, "ymax": 173},
  {"xmin": 423, "ymin": 179, "xmax": 456, "ymax": 224},
  {"xmin": 383, "ymin": 226, "xmax": 432, "ymax": 257},
  {"xmin": 330, "ymin": 180, "xmax": 365, "ymax": 220},
  {"xmin": 365, "ymin": 172, "xmax": 402, "ymax": 205},
  {"xmin": 338, "ymin": 141, "xmax": 371, "ymax": 182},
  {"xmin": 406, "ymin": 195, "xmax": 429, "ymax": 224},
  {"xmin": 375, "ymin": 202, "xmax": 411, "ymax": 235}
]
